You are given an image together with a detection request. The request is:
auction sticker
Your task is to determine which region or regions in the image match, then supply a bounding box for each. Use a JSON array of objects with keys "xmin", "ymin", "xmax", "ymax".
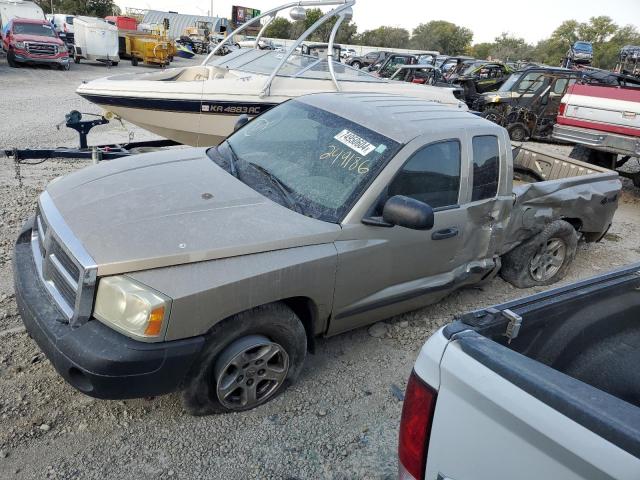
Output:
[{"xmin": 334, "ymin": 129, "xmax": 375, "ymax": 156}]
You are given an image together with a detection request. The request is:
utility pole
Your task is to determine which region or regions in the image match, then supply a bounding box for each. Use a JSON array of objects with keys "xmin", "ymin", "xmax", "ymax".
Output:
[{"xmin": 50, "ymin": 0, "xmax": 54, "ymax": 14}]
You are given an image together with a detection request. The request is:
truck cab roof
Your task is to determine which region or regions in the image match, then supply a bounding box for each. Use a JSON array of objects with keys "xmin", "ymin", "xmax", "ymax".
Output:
[{"xmin": 297, "ymin": 92, "xmax": 486, "ymax": 143}]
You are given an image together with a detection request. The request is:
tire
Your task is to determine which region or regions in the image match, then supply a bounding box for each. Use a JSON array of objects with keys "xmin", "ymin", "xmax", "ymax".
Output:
[
  {"xmin": 507, "ymin": 123, "xmax": 529, "ymax": 142},
  {"xmin": 74, "ymin": 55, "xmax": 81, "ymax": 64},
  {"xmin": 483, "ymin": 107, "xmax": 504, "ymax": 125},
  {"xmin": 58, "ymin": 63, "xmax": 70, "ymax": 71},
  {"xmin": 500, "ymin": 220, "xmax": 578, "ymax": 288},
  {"xmin": 131, "ymin": 57, "xmax": 138, "ymax": 66},
  {"xmin": 351, "ymin": 61, "xmax": 362, "ymax": 69},
  {"xmin": 111, "ymin": 61, "xmax": 119, "ymax": 67},
  {"xmin": 7, "ymin": 50, "xmax": 18, "ymax": 68},
  {"xmin": 569, "ymin": 145, "xmax": 616, "ymax": 168},
  {"xmin": 182, "ymin": 303, "xmax": 307, "ymax": 415}
]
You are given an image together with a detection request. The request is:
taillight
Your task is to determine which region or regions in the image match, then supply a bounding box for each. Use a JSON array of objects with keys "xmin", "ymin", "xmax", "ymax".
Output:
[
  {"xmin": 398, "ymin": 371, "xmax": 438, "ymax": 480},
  {"xmin": 558, "ymin": 102, "xmax": 566, "ymax": 117}
]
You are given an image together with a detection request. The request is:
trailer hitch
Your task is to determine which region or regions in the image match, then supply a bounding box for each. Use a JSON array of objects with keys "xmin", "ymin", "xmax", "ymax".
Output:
[{"xmin": 58, "ymin": 110, "xmax": 109, "ymax": 150}]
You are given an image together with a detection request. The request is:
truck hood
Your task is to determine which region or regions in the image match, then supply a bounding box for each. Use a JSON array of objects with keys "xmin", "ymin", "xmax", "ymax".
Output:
[
  {"xmin": 14, "ymin": 34, "xmax": 64, "ymax": 45},
  {"xmin": 45, "ymin": 148, "xmax": 341, "ymax": 276}
]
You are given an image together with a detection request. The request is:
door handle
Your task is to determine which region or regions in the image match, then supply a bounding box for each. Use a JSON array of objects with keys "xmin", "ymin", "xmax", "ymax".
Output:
[{"xmin": 432, "ymin": 227, "xmax": 459, "ymax": 240}]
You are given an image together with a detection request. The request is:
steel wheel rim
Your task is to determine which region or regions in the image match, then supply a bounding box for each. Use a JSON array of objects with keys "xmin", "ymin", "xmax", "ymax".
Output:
[
  {"xmin": 529, "ymin": 238, "xmax": 567, "ymax": 281},
  {"xmin": 214, "ymin": 335, "xmax": 289, "ymax": 410}
]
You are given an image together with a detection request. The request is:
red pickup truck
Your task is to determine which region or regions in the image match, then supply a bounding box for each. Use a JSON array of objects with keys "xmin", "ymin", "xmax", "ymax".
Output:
[
  {"xmin": 2, "ymin": 18, "xmax": 70, "ymax": 70},
  {"xmin": 553, "ymin": 83, "xmax": 640, "ymax": 186}
]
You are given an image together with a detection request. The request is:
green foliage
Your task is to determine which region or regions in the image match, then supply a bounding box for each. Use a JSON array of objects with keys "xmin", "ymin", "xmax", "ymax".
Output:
[
  {"xmin": 468, "ymin": 42, "xmax": 492, "ymax": 59},
  {"xmin": 489, "ymin": 33, "xmax": 534, "ymax": 61},
  {"xmin": 354, "ymin": 26, "xmax": 410, "ymax": 49},
  {"xmin": 286, "ymin": 8, "xmax": 358, "ymax": 44},
  {"xmin": 264, "ymin": 17, "xmax": 292, "ymax": 39},
  {"xmin": 36, "ymin": 0, "xmax": 120, "ymax": 16},
  {"xmin": 411, "ymin": 21, "xmax": 473, "ymax": 54}
]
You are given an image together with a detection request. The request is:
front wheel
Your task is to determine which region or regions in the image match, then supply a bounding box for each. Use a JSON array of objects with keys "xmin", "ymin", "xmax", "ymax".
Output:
[
  {"xmin": 7, "ymin": 50, "xmax": 18, "ymax": 68},
  {"xmin": 351, "ymin": 61, "xmax": 362, "ymax": 69},
  {"xmin": 500, "ymin": 220, "xmax": 578, "ymax": 288},
  {"xmin": 182, "ymin": 303, "xmax": 307, "ymax": 415}
]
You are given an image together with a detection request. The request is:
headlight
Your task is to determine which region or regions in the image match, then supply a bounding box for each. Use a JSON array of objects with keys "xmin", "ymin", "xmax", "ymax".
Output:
[
  {"xmin": 15, "ymin": 41, "xmax": 25, "ymax": 49},
  {"xmin": 93, "ymin": 276, "xmax": 171, "ymax": 340},
  {"xmin": 59, "ymin": 45, "xmax": 68, "ymax": 53}
]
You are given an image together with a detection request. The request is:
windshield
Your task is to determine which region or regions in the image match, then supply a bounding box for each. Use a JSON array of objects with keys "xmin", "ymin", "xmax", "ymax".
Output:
[
  {"xmin": 208, "ymin": 101, "xmax": 400, "ymax": 222},
  {"xmin": 13, "ymin": 23, "xmax": 56, "ymax": 37},
  {"xmin": 574, "ymin": 42, "xmax": 592, "ymax": 52},
  {"xmin": 209, "ymin": 49, "xmax": 387, "ymax": 83},
  {"xmin": 498, "ymin": 73, "xmax": 522, "ymax": 92}
]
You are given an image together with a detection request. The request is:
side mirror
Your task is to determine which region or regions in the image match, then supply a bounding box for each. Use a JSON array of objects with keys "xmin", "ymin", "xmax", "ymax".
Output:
[
  {"xmin": 234, "ymin": 114, "xmax": 249, "ymax": 131},
  {"xmin": 382, "ymin": 195, "xmax": 434, "ymax": 230}
]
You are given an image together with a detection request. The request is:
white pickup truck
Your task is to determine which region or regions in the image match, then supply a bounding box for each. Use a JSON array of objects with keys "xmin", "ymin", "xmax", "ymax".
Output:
[{"xmin": 399, "ymin": 264, "xmax": 640, "ymax": 480}]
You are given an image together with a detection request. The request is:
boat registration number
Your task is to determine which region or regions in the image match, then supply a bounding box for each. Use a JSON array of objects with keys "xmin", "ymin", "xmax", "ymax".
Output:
[{"xmin": 201, "ymin": 104, "xmax": 264, "ymax": 115}]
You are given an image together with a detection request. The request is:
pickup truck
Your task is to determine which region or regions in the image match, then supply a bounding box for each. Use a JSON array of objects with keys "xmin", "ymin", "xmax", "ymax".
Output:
[
  {"xmin": 399, "ymin": 264, "xmax": 640, "ymax": 480},
  {"xmin": 2, "ymin": 17, "xmax": 70, "ymax": 69},
  {"xmin": 13, "ymin": 92, "xmax": 621, "ymax": 415},
  {"xmin": 553, "ymin": 83, "xmax": 640, "ymax": 187}
]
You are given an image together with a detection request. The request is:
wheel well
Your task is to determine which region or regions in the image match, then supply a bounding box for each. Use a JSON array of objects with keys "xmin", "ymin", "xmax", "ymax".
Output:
[
  {"xmin": 562, "ymin": 217, "xmax": 583, "ymax": 232},
  {"xmin": 281, "ymin": 297, "xmax": 318, "ymax": 354}
]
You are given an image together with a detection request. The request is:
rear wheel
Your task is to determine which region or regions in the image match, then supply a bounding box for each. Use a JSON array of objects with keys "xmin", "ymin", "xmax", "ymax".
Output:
[
  {"xmin": 131, "ymin": 57, "xmax": 138, "ymax": 66},
  {"xmin": 500, "ymin": 220, "xmax": 578, "ymax": 288},
  {"xmin": 182, "ymin": 303, "xmax": 307, "ymax": 415}
]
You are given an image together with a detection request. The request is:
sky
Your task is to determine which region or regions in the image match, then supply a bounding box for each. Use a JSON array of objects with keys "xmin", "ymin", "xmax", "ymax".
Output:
[{"xmin": 116, "ymin": 0, "xmax": 640, "ymax": 44}]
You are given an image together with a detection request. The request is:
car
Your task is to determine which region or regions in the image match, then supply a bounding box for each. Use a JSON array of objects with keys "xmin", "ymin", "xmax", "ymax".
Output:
[
  {"xmin": 46, "ymin": 13, "xmax": 74, "ymax": 44},
  {"xmin": 345, "ymin": 49, "xmax": 392, "ymax": 69},
  {"xmin": 2, "ymin": 18, "xmax": 70, "ymax": 69},
  {"xmin": 340, "ymin": 47, "xmax": 356, "ymax": 59},
  {"xmin": 369, "ymin": 53, "xmax": 418, "ymax": 75},
  {"xmin": 473, "ymin": 67, "xmax": 583, "ymax": 141},
  {"xmin": 447, "ymin": 60, "xmax": 514, "ymax": 105},
  {"xmin": 400, "ymin": 264, "xmax": 640, "ymax": 480},
  {"xmin": 388, "ymin": 64, "xmax": 464, "ymax": 100},
  {"xmin": 565, "ymin": 40, "xmax": 593, "ymax": 66},
  {"xmin": 438, "ymin": 55, "xmax": 475, "ymax": 74},
  {"xmin": 14, "ymin": 93, "xmax": 620, "ymax": 415}
]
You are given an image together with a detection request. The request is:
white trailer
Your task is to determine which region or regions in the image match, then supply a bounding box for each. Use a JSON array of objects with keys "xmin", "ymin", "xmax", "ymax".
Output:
[
  {"xmin": 0, "ymin": 0, "xmax": 44, "ymax": 32},
  {"xmin": 71, "ymin": 16, "xmax": 119, "ymax": 65}
]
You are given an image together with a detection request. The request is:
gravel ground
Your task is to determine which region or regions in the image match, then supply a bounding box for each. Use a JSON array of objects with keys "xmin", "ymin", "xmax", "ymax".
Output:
[{"xmin": 1, "ymin": 53, "xmax": 640, "ymax": 480}]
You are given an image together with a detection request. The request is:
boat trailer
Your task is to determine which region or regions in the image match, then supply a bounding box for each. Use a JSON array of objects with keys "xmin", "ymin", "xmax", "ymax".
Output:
[{"xmin": 2, "ymin": 110, "xmax": 180, "ymax": 162}]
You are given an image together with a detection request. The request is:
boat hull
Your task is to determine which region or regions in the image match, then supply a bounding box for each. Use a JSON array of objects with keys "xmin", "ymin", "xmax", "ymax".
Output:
[{"xmin": 78, "ymin": 92, "xmax": 278, "ymax": 146}]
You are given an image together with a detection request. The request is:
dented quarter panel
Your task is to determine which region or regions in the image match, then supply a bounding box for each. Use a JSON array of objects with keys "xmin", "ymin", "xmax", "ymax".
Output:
[
  {"xmin": 127, "ymin": 244, "xmax": 338, "ymax": 341},
  {"xmin": 504, "ymin": 174, "xmax": 621, "ymax": 253}
]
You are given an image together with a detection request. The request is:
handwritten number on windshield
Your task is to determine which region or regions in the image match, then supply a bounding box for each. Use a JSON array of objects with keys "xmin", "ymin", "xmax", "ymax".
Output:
[{"xmin": 320, "ymin": 145, "xmax": 370, "ymax": 174}]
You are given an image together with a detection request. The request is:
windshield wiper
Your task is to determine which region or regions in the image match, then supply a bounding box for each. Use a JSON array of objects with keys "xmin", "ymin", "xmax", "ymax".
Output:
[
  {"xmin": 222, "ymin": 140, "xmax": 239, "ymax": 178},
  {"xmin": 248, "ymin": 162, "xmax": 303, "ymax": 214}
]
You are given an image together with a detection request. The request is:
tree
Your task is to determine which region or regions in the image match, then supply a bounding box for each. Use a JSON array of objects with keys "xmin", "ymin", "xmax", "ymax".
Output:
[
  {"xmin": 36, "ymin": 0, "xmax": 120, "ymax": 16},
  {"xmin": 264, "ymin": 17, "xmax": 292, "ymax": 39},
  {"xmin": 469, "ymin": 42, "xmax": 492, "ymax": 60},
  {"xmin": 355, "ymin": 26, "xmax": 410, "ymax": 49},
  {"xmin": 410, "ymin": 21, "xmax": 473, "ymax": 55},
  {"xmin": 578, "ymin": 16, "xmax": 617, "ymax": 43},
  {"xmin": 489, "ymin": 33, "xmax": 534, "ymax": 61}
]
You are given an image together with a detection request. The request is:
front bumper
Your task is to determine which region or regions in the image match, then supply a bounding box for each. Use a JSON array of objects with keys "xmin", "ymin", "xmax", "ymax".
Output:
[
  {"xmin": 13, "ymin": 219, "xmax": 205, "ymax": 399},
  {"xmin": 13, "ymin": 52, "xmax": 70, "ymax": 66}
]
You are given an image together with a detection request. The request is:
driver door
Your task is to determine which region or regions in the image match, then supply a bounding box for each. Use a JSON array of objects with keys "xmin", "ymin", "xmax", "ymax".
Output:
[{"xmin": 329, "ymin": 138, "xmax": 469, "ymax": 334}]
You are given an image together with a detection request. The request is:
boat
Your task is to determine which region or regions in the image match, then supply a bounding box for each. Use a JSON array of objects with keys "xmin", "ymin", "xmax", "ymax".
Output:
[
  {"xmin": 176, "ymin": 43, "xmax": 195, "ymax": 59},
  {"xmin": 76, "ymin": 0, "xmax": 467, "ymax": 146}
]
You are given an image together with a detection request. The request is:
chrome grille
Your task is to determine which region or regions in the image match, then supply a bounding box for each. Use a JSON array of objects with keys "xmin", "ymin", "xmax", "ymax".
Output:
[
  {"xmin": 26, "ymin": 42, "xmax": 57, "ymax": 56},
  {"xmin": 32, "ymin": 194, "xmax": 97, "ymax": 326}
]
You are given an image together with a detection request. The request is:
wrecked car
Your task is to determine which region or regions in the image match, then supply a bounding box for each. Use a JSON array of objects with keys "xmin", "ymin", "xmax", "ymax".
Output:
[
  {"xmin": 447, "ymin": 61, "xmax": 514, "ymax": 106},
  {"xmin": 388, "ymin": 64, "xmax": 464, "ymax": 100},
  {"xmin": 14, "ymin": 93, "xmax": 620, "ymax": 415},
  {"xmin": 474, "ymin": 67, "xmax": 583, "ymax": 141}
]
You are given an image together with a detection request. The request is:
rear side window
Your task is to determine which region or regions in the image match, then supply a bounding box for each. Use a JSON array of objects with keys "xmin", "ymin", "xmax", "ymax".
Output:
[
  {"xmin": 471, "ymin": 136, "xmax": 500, "ymax": 201},
  {"xmin": 388, "ymin": 140, "xmax": 461, "ymax": 208}
]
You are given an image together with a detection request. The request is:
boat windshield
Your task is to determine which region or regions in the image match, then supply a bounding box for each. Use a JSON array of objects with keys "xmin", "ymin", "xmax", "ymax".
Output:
[{"xmin": 209, "ymin": 49, "xmax": 387, "ymax": 83}]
